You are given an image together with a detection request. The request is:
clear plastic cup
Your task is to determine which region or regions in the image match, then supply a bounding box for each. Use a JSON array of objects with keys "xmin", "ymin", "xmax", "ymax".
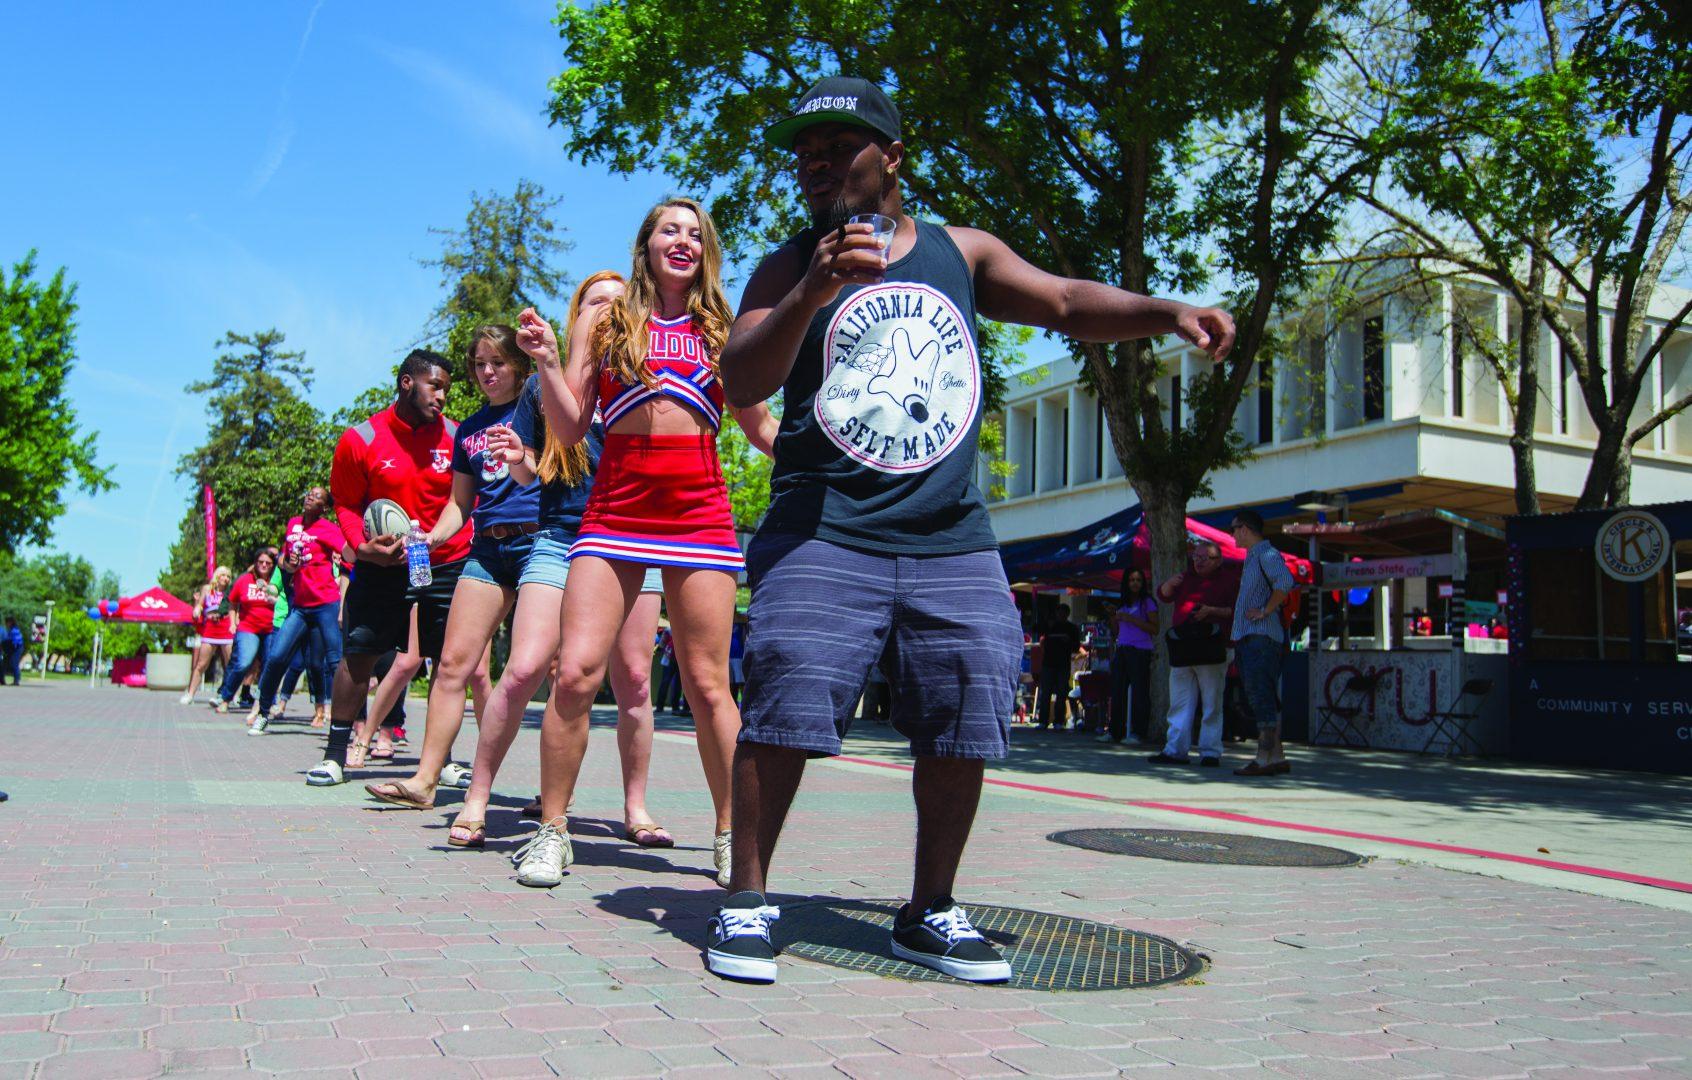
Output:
[{"xmin": 849, "ymin": 213, "xmax": 897, "ymax": 263}]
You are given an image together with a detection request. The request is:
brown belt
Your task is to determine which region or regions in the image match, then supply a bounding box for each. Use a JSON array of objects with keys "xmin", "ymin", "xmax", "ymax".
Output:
[{"xmin": 481, "ymin": 522, "xmax": 540, "ymax": 540}]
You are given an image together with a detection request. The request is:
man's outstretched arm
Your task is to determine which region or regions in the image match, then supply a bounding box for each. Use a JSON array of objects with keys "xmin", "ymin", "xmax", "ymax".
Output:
[{"xmin": 951, "ymin": 227, "xmax": 1236, "ymax": 360}]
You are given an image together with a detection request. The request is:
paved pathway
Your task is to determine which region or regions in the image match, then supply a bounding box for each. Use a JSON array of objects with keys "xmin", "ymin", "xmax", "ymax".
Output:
[{"xmin": 1, "ymin": 683, "xmax": 1690, "ymax": 1078}]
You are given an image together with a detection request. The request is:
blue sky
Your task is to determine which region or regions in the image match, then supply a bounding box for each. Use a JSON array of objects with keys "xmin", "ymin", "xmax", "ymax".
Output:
[{"xmin": 3, "ymin": 2, "xmax": 720, "ymax": 592}]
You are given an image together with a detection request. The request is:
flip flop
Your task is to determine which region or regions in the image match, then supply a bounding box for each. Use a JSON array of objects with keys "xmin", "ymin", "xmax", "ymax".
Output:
[
  {"xmin": 625, "ymin": 822, "xmax": 675, "ymax": 848},
  {"xmin": 368, "ymin": 745, "xmax": 395, "ymax": 761},
  {"xmin": 364, "ymin": 780, "xmax": 433, "ymax": 810},
  {"xmin": 447, "ymin": 819, "xmax": 485, "ymax": 848}
]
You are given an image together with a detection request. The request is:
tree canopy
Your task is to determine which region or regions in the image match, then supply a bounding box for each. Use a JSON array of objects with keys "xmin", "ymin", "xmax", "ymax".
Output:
[
  {"xmin": 162, "ymin": 331, "xmax": 333, "ymax": 597},
  {"xmin": 0, "ymin": 252, "xmax": 112, "ymax": 553}
]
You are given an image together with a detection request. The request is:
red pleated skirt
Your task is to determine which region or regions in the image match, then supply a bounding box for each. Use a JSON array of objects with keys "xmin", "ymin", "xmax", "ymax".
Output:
[{"xmin": 569, "ymin": 433, "xmax": 744, "ymax": 572}]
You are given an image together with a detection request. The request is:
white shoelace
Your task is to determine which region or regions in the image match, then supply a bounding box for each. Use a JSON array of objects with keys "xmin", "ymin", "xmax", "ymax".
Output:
[
  {"xmin": 922, "ymin": 905, "xmax": 985, "ymax": 946},
  {"xmin": 715, "ymin": 905, "xmax": 780, "ymax": 942},
  {"xmin": 513, "ymin": 822, "xmax": 565, "ymax": 868}
]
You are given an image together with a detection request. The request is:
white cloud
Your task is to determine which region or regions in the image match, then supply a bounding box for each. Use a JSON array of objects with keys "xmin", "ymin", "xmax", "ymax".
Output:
[
  {"xmin": 376, "ymin": 42, "xmax": 556, "ymax": 161},
  {"xmin": 249, "ymin": 0, "xmax": 327, "ymax": 196}
]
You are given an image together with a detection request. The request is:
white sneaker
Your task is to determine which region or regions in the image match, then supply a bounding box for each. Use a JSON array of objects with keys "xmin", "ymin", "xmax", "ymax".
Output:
[
  {"xmin": 440, "ymin": 762, "xmax": 473, "ymax": 789},
  {"xmin": 247, "ymin": 714, "xmax": 269, "ymax": 737},
  {"xmin": 713, "ymin": 830, "xmax": 732, "ymax": 888},
  {"xmin": 178, "ymin": 692, "xmax": 193, "ymax": 706},
  {"xmin": 514, "ymin": 819, "xmax": 571, "ymax": 887},
  {"xmin": 305, "ymin": 759, "xmax": 344, "ymax": 786}
]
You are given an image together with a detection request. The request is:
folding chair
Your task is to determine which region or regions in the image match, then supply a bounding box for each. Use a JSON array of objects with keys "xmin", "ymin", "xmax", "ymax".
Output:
[
  {"xmin": 1422, "ymin": 678, "xmax": 1493, "ymax": 757},
  {"xmin": 1313, "ymin": 670, "xmax": 1383, "ymax": 748}
]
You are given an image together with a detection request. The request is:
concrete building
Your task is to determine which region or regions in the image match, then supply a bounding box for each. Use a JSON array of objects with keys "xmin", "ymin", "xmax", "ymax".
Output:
[{"xmin": 982, "ymin": 277, "xmax": 1692, "ymax": 545}]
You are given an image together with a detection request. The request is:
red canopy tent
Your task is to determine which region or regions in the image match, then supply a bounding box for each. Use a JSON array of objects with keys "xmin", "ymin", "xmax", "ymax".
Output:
[{"xmin": 92, "ymin": 587, "xmax": 195, "ymax": 624}]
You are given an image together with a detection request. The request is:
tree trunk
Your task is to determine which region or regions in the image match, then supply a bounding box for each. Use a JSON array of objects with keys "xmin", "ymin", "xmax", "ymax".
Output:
[
  {"xmin": 1511, "ymin": 263, "xmax": 1544, "ymax": 516},
  {"xmin": 1134, "ymin": 480, "xmax": 1189, "ymax": 747},
  {"xmin": 1575, "ymin": 418, "xmax": 1627, "ymax": 510},
  {"xmin": 1608, "ymin": 440, "xmax": 1633, "ymax": 507}
]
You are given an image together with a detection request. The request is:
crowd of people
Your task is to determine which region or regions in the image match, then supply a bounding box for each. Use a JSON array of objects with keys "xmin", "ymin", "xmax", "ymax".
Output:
[
  {"xmin": 1021, "ymin": 511, "xmax": 1297, "ymax": 776},
  {"xmin": 174, "ymin": 76, "xmax": 1236, "ymax": 986}
]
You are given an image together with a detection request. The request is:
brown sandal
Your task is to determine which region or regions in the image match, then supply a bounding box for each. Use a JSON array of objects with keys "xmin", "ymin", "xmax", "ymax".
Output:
[
  {"xmin": 625, "ymin": 822, "xmax": 675, "ymax": 848},
  {"xmin": 364, "ymin": 780, "xmax": 433, "ymax": 809},
  {"xmin": 447, "ymin": 819, "xmax": 485, "ymax": 848}
]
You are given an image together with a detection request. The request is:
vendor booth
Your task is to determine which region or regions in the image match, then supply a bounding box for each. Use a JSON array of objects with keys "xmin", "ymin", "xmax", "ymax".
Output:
[
  {"xmin": 1284, "ymin": 510, "xmax": 1511, "ymax": 754},
  {"xmin": 87, "ymin": 586, "xmax": 195, "ymax": 690},
  {"xmin": 1505, "ymin": 500, "xmax": 1692, "ymax": 775},
  {"xmin": 1000, "ymin": 505, "xmax": 1313, "ymax": 733}
]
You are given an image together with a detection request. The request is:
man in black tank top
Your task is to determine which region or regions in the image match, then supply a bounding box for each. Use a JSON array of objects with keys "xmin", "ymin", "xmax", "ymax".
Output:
[{"xmin": 704, "ymin": 76, "xmax": 1236, "ymax": 985}]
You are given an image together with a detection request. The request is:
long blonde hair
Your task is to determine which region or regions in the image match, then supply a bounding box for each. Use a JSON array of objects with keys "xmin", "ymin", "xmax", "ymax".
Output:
[
  {"xmin": 594, "ymin": 197, "xmax": 734, "ymax": 391},
  {"xmin": 538, "ymin": 272, "xmax": 624, "ymax": 488}
]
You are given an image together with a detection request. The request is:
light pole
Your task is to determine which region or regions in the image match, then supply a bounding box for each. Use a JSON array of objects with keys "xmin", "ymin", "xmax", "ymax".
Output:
[{"xmin": 39, "ymin": 600, "xmax": 54, "ymax": 680}]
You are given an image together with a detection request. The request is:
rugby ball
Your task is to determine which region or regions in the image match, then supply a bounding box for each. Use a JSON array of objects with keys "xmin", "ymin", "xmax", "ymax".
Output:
[{"xmin": 363, "ymin": 498, "xmax": 412, "ymax": 539}]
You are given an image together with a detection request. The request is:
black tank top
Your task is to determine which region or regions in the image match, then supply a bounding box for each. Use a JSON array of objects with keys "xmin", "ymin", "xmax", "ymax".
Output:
[{"xmin": 759, "ymin": 218, "xmax": 997, "ymax": 555}]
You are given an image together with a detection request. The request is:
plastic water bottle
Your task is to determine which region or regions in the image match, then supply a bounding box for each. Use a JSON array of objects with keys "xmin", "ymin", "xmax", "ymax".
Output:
[{"xmin": 405, "ymin": 519, "xmax": 432, "ymax": 588}]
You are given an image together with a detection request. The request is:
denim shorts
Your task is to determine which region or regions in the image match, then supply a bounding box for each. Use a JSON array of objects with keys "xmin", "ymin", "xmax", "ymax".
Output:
[
  {"xmin": 462, "ymin": 532, "xmax": 536, "ymax": 590},
  {"xmin": 519, "ymin": 526, "xmax": 663, "ymax": 593},
  {"xmin": 737, "ymin": 533, "xmax": 1023, "ymax": 759}
]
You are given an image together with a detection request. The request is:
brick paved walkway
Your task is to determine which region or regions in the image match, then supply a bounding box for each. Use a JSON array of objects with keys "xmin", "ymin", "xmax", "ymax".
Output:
[{"xmin": 1, "ymin": 684, "xmax": 1689, "ymax": 1078}]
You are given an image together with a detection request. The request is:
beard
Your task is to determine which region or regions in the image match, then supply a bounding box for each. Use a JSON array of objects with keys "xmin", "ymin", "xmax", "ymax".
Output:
[{"xmin": 812, "ymin": 193, "xmax": 879, "ymax": 234}]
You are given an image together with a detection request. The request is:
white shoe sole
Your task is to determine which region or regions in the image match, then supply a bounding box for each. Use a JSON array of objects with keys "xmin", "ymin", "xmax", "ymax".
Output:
[
  {"xmin": 305, "ymin": 769, "xmax": 343, "ymax": 787},
  {"xmin": 516, "ymin": 868, "xmax": 563, "ymax": 888},
  {"xmin": 706, "ymin": 947, "xmax": 777, "ymax": 983},
  {"xmin": 892, "ymin": 940, "xmax": 1013, "ymax": 982},
  {"xmin": 247, "ymin": 726, "xmax": 266, "ymax": 737}
]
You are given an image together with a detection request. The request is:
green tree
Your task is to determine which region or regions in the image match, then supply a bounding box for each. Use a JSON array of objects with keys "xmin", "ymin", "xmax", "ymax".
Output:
[
  {"xmin": 418, "ymin": 181, "xmax": 574, "ymax": 422},
  {"xmin": 163, "ymin": 331, "xmax": 332, "ymax": 597},
  {"xmin": 0, "ymin": 550, "xmax": 153, "ymax": 669},
  {"xmin": 547, "ymin": 0, "xmax": 1387, "ymax": 732},
  {"xmin": 0, "ymin": 252, "xmax": 112, "ymax": 552},
  {"xmin": 1346, "ymin": 0, "xmax": 1691, "ymax": 511},
  {"xmin": 719, "ymin": 410, "xmax": 775, "ymax": 529}
]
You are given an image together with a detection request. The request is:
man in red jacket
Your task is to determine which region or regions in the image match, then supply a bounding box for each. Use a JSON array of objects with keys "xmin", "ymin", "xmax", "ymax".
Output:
[{"xmin": 307, "ymin": 350, "xmax": 472, "ymax": 787}]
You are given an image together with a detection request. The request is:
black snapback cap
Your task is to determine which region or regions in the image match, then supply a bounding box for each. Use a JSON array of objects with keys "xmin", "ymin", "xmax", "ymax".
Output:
[{"xmin": 765, "ymin": 76, "xmax": 901, "ymax": 150}]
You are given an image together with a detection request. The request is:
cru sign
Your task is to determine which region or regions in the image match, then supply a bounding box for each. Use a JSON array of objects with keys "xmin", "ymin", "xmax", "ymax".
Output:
[{"xmin": 1595, "ymin": 509, "xmax": 1669, "ymax": 582}]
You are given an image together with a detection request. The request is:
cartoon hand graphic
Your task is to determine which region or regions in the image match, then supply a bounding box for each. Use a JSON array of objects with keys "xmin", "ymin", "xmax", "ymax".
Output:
[{"xmin": 867, "ymin": 328, "xmax": 941, "ymax": 422}]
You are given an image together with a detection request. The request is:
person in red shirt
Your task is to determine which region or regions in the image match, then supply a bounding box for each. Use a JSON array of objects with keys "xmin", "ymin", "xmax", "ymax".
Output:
[
  {"xmin": 302, "ymin": 351, "xmax": 473, "ymax": 788},
  {"xmin": 213, "ymin": 549, "xmax": 278, "ymax": 713},
  {"xmin": 1147, "ymin": 541, "xmax": 1240, "ymax": 767},
  {"xmin": 252, "ymin": 486, "xmax": 347, "ymax": 732}
]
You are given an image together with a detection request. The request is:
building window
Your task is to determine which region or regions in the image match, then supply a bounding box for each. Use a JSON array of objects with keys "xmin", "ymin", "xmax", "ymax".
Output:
[
  {"xmin": 1557, "ymin": 346, "xmax": 1569, "ymax": 435},
  {"xmin": 1061, "ymin": 406, "xmax": 1070, "ymax": 486},
  {"xmin": 1095, "ymin": 399, "xmax": 1105, "ymax": 478},
  {"xmin": 1028, "ymin": 415, "xmax": 1037, "ymax": 490},
  {"xmin": 1256, "ymin": 358, "xmax": 1273, "ymax": 444},
  {"xmin": 1363, "ymin": 315, "xmax": 1385, "ymax": 421},
  {"xmin": 1308, "ymin": 336, "xmax": 1326, "ymax": 434},
  {"xmin": 1170, "ymin": 373, "xmax": 1182, "ymax": 432},
  {"xmin": 1452, "ymin": 323, "xmax": 1466, "ymax": 419}
]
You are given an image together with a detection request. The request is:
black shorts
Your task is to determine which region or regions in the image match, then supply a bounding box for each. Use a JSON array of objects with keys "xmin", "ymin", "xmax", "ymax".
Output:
[{"xmin": 342, "ymin": 558, "xmax": 466, "ymax": 661}]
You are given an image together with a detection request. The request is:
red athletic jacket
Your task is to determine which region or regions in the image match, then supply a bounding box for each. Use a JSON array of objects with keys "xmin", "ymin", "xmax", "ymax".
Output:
[{"xmin": 330, "ymin": 405, "xmax": 471, "ymax": 565}]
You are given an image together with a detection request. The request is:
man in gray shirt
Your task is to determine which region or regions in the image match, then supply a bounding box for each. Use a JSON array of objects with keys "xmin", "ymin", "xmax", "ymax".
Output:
[{"xmin": 1229, "ymin": 510, "xmax": 1296, "ymax": 776}]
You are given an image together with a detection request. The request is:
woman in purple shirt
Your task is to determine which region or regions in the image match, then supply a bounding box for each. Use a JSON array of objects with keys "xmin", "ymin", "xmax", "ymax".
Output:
[{"xmin": 1104, "ymin": 568, "xmax": 1158, "ymax": 744}]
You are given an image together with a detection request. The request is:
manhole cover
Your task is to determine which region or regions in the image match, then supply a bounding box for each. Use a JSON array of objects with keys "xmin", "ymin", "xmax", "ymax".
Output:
[
  {"xmin": 776, "ymin": 899, "xmax": 1201, "ymax": 990},
  {"xmin": 1050, "ymin": 828, "xmax": 1365, "ymax": 867}
]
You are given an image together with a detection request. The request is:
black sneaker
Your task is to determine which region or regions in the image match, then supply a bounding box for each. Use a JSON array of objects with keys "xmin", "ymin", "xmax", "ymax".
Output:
[
  {"xmin": 1145, "ymin": 753, "xmax": 1192, "ymax": 766},
  {"xmin": 706, "ymin": 891, "xmax": 780, "ymax": 983},
  {"xmin": 890, "ymin": 897, "xmax": 1012, "ymax": 983},
  {"xmin": 1200, "ymin": 756, "xmax": 1221, "ymax": 767}
]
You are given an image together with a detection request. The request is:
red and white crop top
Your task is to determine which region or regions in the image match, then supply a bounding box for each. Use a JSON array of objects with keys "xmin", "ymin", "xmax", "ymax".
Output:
[{"xmin": 597, "ymin": 314, "xmax": 724, "ymax": 432}]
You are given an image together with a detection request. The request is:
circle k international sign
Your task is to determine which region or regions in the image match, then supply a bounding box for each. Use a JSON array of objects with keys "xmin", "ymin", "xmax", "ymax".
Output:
[{"xmin": 1594, "ymin": 509, "xmax": 1669, "ymax": 582}]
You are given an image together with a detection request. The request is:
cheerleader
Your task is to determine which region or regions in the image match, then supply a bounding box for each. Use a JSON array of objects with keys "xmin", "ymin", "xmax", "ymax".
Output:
[{"xmin": 512, "ymin": 198, "xmax": 775, "ymax": 887}]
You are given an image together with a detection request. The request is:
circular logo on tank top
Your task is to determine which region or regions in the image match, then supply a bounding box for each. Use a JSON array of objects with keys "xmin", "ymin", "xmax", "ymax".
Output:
[{"xmin": 817, "ymin": 283, "xmax": 980, "ymax": 473}]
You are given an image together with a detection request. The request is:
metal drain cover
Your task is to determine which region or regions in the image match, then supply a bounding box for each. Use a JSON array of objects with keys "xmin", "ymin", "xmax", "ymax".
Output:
[
  {"xmin": 1050, "ymin": 827, "xmax": 1365, "ymax": 867},
  {"xmin": 776, "ymin": 899, "xmax": 1201, "ymax": 991}
]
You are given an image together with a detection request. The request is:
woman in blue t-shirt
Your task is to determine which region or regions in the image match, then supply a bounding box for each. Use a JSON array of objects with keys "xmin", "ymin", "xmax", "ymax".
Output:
[{"xmin": 363, "ymin": 324, "xmax": 537, "ymax": 819}]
